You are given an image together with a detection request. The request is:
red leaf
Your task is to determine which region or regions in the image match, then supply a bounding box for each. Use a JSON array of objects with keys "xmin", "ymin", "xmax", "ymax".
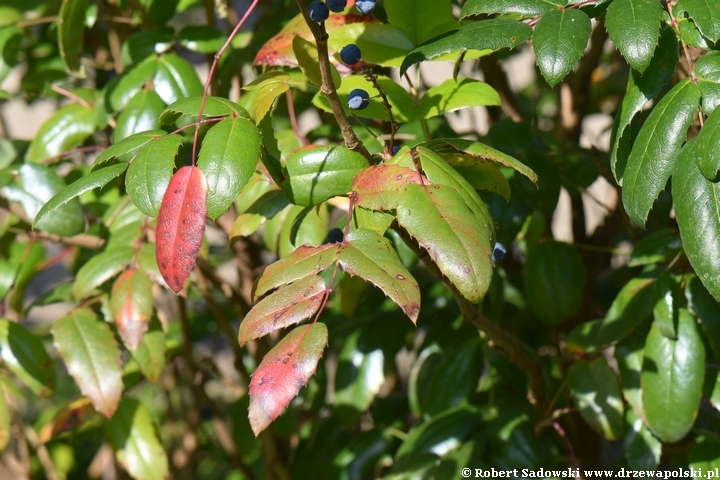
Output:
[
  {"xmin": 248, "ymin": 323, "xmax": 328, "ymax": 436},
  {"xmin": 155, "ymin": 166, "xmax": 208, "ymax": 293},
  {"xmin": 254, "ymin": 244, "xmax": 339, "ymax": 300},
  {"xmin": 239, "ymin": 275, "xmax": 328, "ymax": 345},
  {"xmin": 352, "ymin": 164, "xmax": 428, "ymax": 211},
  {"xmin": 110, "ymin": 269, "xmax": 154, "ymax": 350},
  {"xmin": 39, "ymin": 398, "xmax": 95, "ymax": 443}
]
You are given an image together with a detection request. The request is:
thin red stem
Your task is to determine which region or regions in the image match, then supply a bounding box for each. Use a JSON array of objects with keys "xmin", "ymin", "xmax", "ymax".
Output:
[
  {"xmin": 169, "ymin": 116, "xmax": 225, "ymax": 136},
  {"xmin": 42, "ymin": 145, "xmax": 108, "ymax": 164},
  {"xmin": 286, "ymin": 89, "xmax": 309, "ymax": 145},
  {"xmin": 191, "ymin": 0, "xmax": 260, "ymax": 166}
]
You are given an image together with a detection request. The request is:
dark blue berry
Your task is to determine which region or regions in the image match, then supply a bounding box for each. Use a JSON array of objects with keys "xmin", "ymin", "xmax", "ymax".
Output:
[
  {"xmin": 355, "ymin": 0, "xmax": 376, "ymax": 14},
  {"xmin": 340, "ymin": 44, "xmax": 361, "ymax": 65},
  {"xmin": 347, "ymin": 89, "xmax": 370, "ymax": 110},
  {"xmin": 392, "ymin": 145, "xmax": 400, "ymax": 155},
  {"xmin": 308, "ymin": 1, "xmax": 329, "ymax": 22},
  {"xmin": 325, "ymin": 228, "xmax": 344, "ymax": 244},
  {"xmin": 492, "ymin": 242, "xmax": 506, "ymax": 263},
  {"xmin": 326, "ymin": 0, "xmax": 347, "ymax": 12}
]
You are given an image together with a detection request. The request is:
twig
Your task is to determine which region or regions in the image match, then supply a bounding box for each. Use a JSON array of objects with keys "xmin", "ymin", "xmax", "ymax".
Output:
[
  {"xmin": 362, "ymin": 67, "xmax": 397, "ymax": 153},
  {"xmin": 192, "ymin": 0, "xmax": 260, "ymax": 165},
  {"xmin": 479, "ymin": 56, "xmax": 523, "ymax": 123},
  {"xmin": 169, "ymin": 116, "xmax": 224, "ymax": 136},
  {"xmin": 41, "ymin": 145, "xmax": 108, "ymax": 164},
  {"xmin": 50, "ymin": 84, "xmax": 92, "ymax": 109},
  {"xmin": 553, "ymin": 421, "xmax": 583, "ymax": 479},
  {"xmin": 295, "ymin": 0, "xmax": 373, "ymax": 163},
  {"xmin": 286, "ymin": 89, "xmax": 309, "ymax": 145},
  {"xmin": 22, "ymin": 423, "xmax": 57, "ymax": 480},
  {"xmin": 16, "ymin": 16, "xmax": 59, "ymax": 28}
]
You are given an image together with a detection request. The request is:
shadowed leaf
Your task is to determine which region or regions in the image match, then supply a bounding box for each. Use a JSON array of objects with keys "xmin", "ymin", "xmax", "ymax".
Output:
[
  {"xmin": 110, "ymin": 269, "xmax": 154, "ymax": 350},
  {"xmin": 0, "ymin": 320, "xmax": 55, "ymax": 397}
]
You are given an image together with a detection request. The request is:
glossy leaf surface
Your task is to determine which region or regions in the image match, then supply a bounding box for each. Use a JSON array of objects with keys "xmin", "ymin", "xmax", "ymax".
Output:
[
  {"xmin": 532, "ymin": 9, "xmax": 591, "ymax": 87},
  {"xmin": 58, "ymin": 0, "xmax": 88, "ymax": 77},
  {"xmin": 52, "ymin": 308, "xmax": 122, "ymax": 417},
  {"xmin": 605, "ymin": 0, "xmax": 662, "ymax": 73},
  {"xmin": 249, "ymin": 323, "xmax": 328, "ymax": 436},
  {"xmin": 642, "ymin": 309, "xmax": 705, "ymax": 443},
  {"xmin": 0, "ymin": 320, "xmax": 55, "ymax": 397},
  {"xmin": 239, "ymin": 275, "xmax": 327, "ymax": 345},
  {"xmin": 337, "ymin": 228, "xmax": 421, "ymax": 322},
  {"xmin": 25, "ymin": 104, "xmax": 96, "ymax": 164},
  {"xmin": 155, "ymin": 166, "xmax": 208, "ymax": 293},
  {"xmin": 622, "ymin": 78, "xmax": 700, "ymax": 227},
  {"xmin": 254, "ymin": 244, "xmax": 339, "ymax": 300},
  {"xmin": 568, "ymin": 358, "xmax": 624, "ymax": 441}
]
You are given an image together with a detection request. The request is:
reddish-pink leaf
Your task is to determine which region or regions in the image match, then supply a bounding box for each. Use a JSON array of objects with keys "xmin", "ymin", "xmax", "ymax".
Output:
[
  {"xmin": 155, "ymin": 166, "xmax": 208, "ymax": 293},
  {"xmin": 110, "ymin": 269, "xmax": 154, "ymax": 350},
  {"xmin": 240, "ymin": 275, "xmax": 328, "ymax": 345},
  {"xmin": 254, "ymin": 244, "xmax": 339, "ymax": 300},
  {"xmin": 353, "ymin": 164, "xmax": 428, "ymax": 211},
  {"xmin": 249, "ymin": 323, "xmax": 328, "ymax": 436}
]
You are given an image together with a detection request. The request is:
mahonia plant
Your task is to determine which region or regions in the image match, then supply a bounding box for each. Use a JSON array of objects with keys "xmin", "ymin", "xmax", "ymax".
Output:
[{"xmin": 2, "ymin": 0, "xmax": 720, "ymax": 477}]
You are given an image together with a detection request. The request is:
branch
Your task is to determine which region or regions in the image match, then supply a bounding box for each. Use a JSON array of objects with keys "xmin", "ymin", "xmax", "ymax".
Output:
[
  {"xmin": 294, "ymin": 0, "xmax": 373, "ymax": 164},
  {"xmin": 479, "ymin": 55, "xmax": 523, "ymax": 123},
  {"xmin": 396, "ymin": 227, "xmax": 549, "ymax": 413}
]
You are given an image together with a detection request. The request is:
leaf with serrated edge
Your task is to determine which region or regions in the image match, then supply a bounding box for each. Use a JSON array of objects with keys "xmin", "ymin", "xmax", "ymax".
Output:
[
  {"xmin": 74, "ymin": 247, "xmax": 134, "ymax": 300},
  {"xmin": 52, "ymin": 308, "xmax": 122, "ymax": 417},
  {"xmin": 160, "ymin": 96, "xmax": 250, "ymax": 124},
  {"xmin": 240, "ymin": 275, "xmax": 327, "ymax": 345},
  {"xmin": 198, "ymin": 117, "xmax": 262, "ymax": 219},
  {"xmin": 605, "ymin": 0, "xmax": 663, "ymax": 73},
  {"xmin": 622, "ymin": 78, "xmax": 700, "ymax": 228},
  {"xmin": 254, "ymin": 244, "xmax": 339, "ymax": 300},
  {"xmin": 461, "ymin": 0, "xmax": 564, "ymax": 17},
  {"xmin": 338, "ymin": 228, "xmax": 421, "ymax": 322},
  {"xmin": 110, "ymin": 269, "xmax": 154, "ymax": 350},
  {"xmin": 248, "ymin": 323, "xmax": 328, "ymax": 436},
  {"xmin": 416, "ymin": 78, "xmax": 500, "ymax": 120},
  {"xmin": 0, "ymin": 320, "xmax": 55, "ymax": 397},
  {"xmin": 105, "ymin": 398, "xmax": 169, "ymax": 480},
  {"xmin": 532, "ymin": 9, "xmax": 592, "ymax": 87},
  {"xmin": 34, "ymin": 164, "xmax": 128, "ymax": 228},
  {"xmin": 91, "ymin": 130, "xmax": 166, "ymax": 171},
  {"xmin": 155, "ymin": 166, "xmax": 208, "ymax": 294},
  {"xmin": 398, "ymin": 184, "xmax": 493, "ymax": 302},
  {"xmin": 352, "ymin": 164, "xmax": 427, "ymax": 211}
]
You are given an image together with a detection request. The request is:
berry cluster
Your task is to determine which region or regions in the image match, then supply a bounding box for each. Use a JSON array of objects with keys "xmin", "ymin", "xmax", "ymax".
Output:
[{"xmin": 308, "ymin": 0, "xmax": 376, "ymax": 22}]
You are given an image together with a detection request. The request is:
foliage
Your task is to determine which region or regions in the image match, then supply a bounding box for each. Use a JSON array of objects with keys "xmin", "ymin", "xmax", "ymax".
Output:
[{"xmin": 0, "ymin": 0, "xmax": 719, "ymax": 478}]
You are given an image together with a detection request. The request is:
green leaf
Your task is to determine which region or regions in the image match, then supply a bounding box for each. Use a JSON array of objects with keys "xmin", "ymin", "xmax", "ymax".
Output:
[
  {"xmin": 532, "ymin": 9, "xmax": 591, "ymax": 87},
  {"xmin": 675, "ymin": 0, "xmax": 720, "ymax": 42},
  {"xmin": 34, "ymin": 164, "xmax": 128, "ymax": 228},
  {"xmin": 239, "ymin": 275, "xmax": 328, "ymax": 345},
  {"xmin": 154, "ymin": 54, "xmax": 203, "ymax": 105},
  {"xmin": 568, "ymin": 358, "xmax": 624, "ymax": 441},
  {"xmin": 416, "ymin": 78, "xmax": 500, "ymax": 120},
  {"xmin": 91, "ymin": 130, "xmax": 167, "ymax": 170},
  {"xmin": 281, "ymin": 146, "xmax": 368, "ymax": 207},
  {"xmin": 108, "ymin": 56, "xmax": 158, "ymax": 111},
  {"xmin": 622, "ymin": 78, "xmax": 700, "ymax": 227},
  {"xmin": 422, "ymin": 339, "xmax": 482, "ymax": 416},
  {"xmin": 674, "ymin": 140, "xmax": 720, "ymax": 301},
  {"xmin": 25, "ymin": 104, "xmax": 97, "ymax": 163},
  {"xmin": 334, "ymin": 329, "xmax": 386, "ymax": 424},
  {"xmin": 0, "ymin": 320, "xmax": 55, "ymax": 398},
  {"xmin": 597, "ymin": 277, "xmax": 655, "ymax": 345},
  {"xmin": 73, "ymin": 247, "xmax": 134, "ymax": 300},
  {"xmin": 52, "ymin": 308, "xmax": 122, "ymax": 417},
  {"xmin": 400, "ymin": 19, "xmax": 532, "ymax": 75},
  {"xmin": 105, "ymin": 398, "xmax": 169, "ymax": 480},
  {"xmin": 440, "ymin": 153, "xmax": 511, "ymax": 201},
  {"xmin": 689, "ymin": 438, "xmax": 720, "ymax": 470},
  {"xmin": 642, "ymin": 309, "xmax": 705, "ymax": 442},
  {"xmin": 58, "ymin": 0, "xmax": 88, "ymax": 77},
  {"xmin": 337, "ymin": 228, "xmax": 421, "ymax": 323},
  {"xmin": 313, "ymin": 74, "xmax": 416, "ymax": 122},
  {"xmin": 254, "ymin": 244, "xmax": 339, "ymax": 300},
  {"xmin": 696, "ymin": 53, "xmax": 720, "ymax": 115},
  {"xmin": 244, "ymin": 74, "xmax": 290, "ymax": 123},
  {"xmin": 610, "ymin": 28, "xmax": 679, "ymax": 182},
  {"xmin": 686, "ymin": 275, "xmax": 720, "ymax": 359},
  {"xmin": 623, "ymin": 408, "xmax": 662, "ymax": 470},
  {"xmin": 292, "ymin": 35, "xmax": 341, "ymax": 89},
  {"xmin": 614, "ymin": 334, "xmax": 645, "ymax": 417},
  {"xmin": 385, "ymin": 0, "xmax": 456, "ymax": 46},
  {"xmin": 0, "ymin": 382, "xmax": 9, "ymax": 451},
  {"xmin": 566, "ymin": 319, "xmax": 603, "ymax": 354},
  {"xmin": 126, "ymin": 27, "xmax": 175, "ymax": 63},
  {"xmin": 276, "ymin": 204, "xmax": 329, "ymax": 258},
  {"xmin": 397, "ymin": 184, "xmax": 493, "ymax": 303},
  {"xmin": 628, "ymin": 229, "xmax": 682, "ymax": 266},
  {"xmin": 125, "ymin": 134, "xmax": 183, "ymax": 217},
  {"xmin": 160, "ymin": 96, "xmax": 249, "ymax": 124},
  {"xmin": 114, "ymin": 90, "xmax": 166, "ymax": 141},
  {"xmin": 327, "ymin": 23, "xmax": 415, "ymax": 68},
  {"xmin": 197, "ymin": 117, "xmax": 262, "ymax": 219},
  {"xmin": 605, "ymin": 0, "xmax": 662, "ymax": 73},
  {"xmin": 524, "ymin": 242, "xmax": 585, "ymax": 324},
  {"xmin": 696, "ymin": 107, "xmax": 720, "ymax": 180},
  {"xmin": 0, "ymin": 27, "xmax": 22, "ymax": 84},
  {"xmin": 461, "ymin": 0, "xmax": 564, "ymax": 17},
  {"xmin": 131, "ymin": 320, "xmax": 165, "ymax": 382},
  {"xmin": 6, "ymin": 164, "xmax": 85, "ymax": 236},
  {"xmin": 178, "ymin": 25, "xmax": 225, "ymax": 53}
]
